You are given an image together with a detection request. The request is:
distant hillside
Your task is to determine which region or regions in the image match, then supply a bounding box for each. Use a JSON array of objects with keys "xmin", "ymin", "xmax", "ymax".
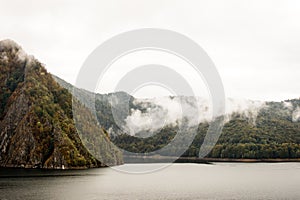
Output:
[
  {"xmin": 0, "ymin": 40, "xmax": 123, "ymax": 169},
  {"xmin": 55, "ymin": 74, "xmax": 300, "ymax": 160}
]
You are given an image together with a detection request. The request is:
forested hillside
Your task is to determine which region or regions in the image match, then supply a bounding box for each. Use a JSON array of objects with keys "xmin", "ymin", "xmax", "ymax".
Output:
[
  {"xmin": 114, "ymin": 100, "xmax": 300, "ymax": 159},
  {"xmin": 56, "ymin": 74, "xmax": 300, "ymax": 160},
  {"xmin": 0, "ymin": 40, "xmax": 123, "ymax": 168}
]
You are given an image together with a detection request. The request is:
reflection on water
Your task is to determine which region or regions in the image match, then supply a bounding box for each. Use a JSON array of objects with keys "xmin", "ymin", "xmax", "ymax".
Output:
[{"xmin": 0, "ymin": 163, "xmax": 299, "ymax": 200}]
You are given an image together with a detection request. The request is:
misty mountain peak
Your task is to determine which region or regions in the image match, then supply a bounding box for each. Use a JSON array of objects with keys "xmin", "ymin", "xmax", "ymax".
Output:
[
  {"xmin": 0, "ymin": 39, "xmax": 21, "ymax": 51},
  {"xmin": 0, "ymin": 39, "xmax": 29, "ymax": 64}
]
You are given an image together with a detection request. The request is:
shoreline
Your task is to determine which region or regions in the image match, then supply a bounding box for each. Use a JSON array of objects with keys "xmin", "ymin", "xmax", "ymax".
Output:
[
  {"xmin": 124, "ymin": 155, "xmax": 300, "ymax": 164},
  {"xmin": 1, "ymin": 158, "xmax": 299, "ymax": 170},
  {"xmin": 176, "ymin": 157, "xmax": 300, "ymax": 164}
]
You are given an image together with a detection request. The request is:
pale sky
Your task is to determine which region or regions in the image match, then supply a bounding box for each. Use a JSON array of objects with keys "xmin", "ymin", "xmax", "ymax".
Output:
[{"xmin": 1, "ymin": 0, "xmax": 300, "ymax": 101}]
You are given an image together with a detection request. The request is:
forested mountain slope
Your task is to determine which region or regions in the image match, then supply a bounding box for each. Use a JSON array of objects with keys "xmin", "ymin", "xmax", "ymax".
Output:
[
  {"xmin": 55, "ymin": 71, "xmax": 300, "ymax": 159},
  {"xmin": 0, "ymin": 40, "xmax": 122, "ymax": 168}
]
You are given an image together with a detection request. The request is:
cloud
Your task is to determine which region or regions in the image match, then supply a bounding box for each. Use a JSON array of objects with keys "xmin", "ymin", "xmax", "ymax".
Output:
[
  {"xmin": 292, "ymin": 106, "xmax": 300, "ymax": 122},
  {"xmin": 283, "ymin": 101, "xmax": 293, "ymax": 110},
  {"xmin": 123, "ymin": 96, "xmax": 266, "ymax": 135},
  {"xmin": 0, "ymin": 39, "xmax": 29, "ymax": 63}
]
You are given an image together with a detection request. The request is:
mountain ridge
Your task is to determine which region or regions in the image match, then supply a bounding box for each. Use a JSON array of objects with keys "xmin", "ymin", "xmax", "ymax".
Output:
[{"xmin": 54, "ymin": 70, "xmax": 300, "ymax": 160}]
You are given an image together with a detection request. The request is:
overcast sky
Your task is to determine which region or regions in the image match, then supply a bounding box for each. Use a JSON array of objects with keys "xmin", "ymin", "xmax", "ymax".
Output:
[{"xmin": 1, "ymin": 0, "xmax": 300, "ymax": 101}]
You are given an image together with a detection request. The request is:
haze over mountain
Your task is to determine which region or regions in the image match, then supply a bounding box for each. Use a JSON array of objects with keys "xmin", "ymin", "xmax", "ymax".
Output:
[{"xmin": 55, "ymin": 73, "xmax": 300, "ymax": 160}]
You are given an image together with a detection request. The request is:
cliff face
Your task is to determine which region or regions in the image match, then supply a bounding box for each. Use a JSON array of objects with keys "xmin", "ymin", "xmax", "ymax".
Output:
[{"xmin": 0, "ymin": 40, "xmax": 123, "ymax": 169}]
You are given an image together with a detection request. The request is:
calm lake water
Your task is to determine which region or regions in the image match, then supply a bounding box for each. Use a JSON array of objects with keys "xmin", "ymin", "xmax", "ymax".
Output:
[{"xmin": 0, "ymin": 163, "xmax": 299, "ymax": 200}]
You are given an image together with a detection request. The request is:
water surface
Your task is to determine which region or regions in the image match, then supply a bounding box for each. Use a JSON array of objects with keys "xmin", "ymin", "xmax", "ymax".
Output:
[{"xmin": 0, "ymin": 163, "xmax": 299, "ymax": 200}]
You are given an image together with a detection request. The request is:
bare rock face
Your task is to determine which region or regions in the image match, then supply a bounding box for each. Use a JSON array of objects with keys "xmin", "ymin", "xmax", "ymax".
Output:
[{"xmin": 0, "ymin": 40, "xmax": 123, "ymax": 169}]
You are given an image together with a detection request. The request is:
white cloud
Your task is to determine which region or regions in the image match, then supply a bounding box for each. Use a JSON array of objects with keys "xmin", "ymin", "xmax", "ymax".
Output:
[
  {"xmin": 292, "ymin": 106, "xmax": 300, "ymax": 122},
  {"xmin": 124, "ymin": 96, "xmax": 265, "ymax": 135}
]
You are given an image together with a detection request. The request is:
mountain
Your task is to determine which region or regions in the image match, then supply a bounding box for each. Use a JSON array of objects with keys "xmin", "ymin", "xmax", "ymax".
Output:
[
  {"xmin": 4, "ymin": 39, "xmax": 298, "ymax": 168},
  {"xmin": 111, "ymin": 98, "xmax": 300, "ymax": 159},
  {"xmin": 0, "ymin": 40, "xmax": 123, "ymax": 169},
  {"xmin": 53, "ymin": 75, "xmax": 139, "ymax": 136},
  {"xmin": 55, "ymin": 74, "xmax": 300, "ymax": 160}
]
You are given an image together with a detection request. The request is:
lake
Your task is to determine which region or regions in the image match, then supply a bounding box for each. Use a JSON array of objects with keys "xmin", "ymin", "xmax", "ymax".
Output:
[{"xmin": 0, "ymin": 163, "xmax": 299, "ymax": 200}]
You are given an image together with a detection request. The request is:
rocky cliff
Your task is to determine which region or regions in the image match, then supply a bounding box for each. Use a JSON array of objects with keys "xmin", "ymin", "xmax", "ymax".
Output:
[{"xmin": 0, "ymin": 39, "xmax": 123, "ymax": 169}]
